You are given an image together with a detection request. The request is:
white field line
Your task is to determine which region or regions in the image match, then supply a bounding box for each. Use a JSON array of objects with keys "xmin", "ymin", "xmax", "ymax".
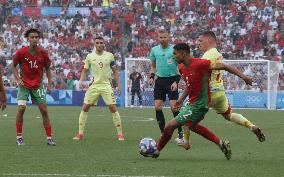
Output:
[{"xmin": 2, "ymin": 173, "xmax": 168, "ymax": 177}]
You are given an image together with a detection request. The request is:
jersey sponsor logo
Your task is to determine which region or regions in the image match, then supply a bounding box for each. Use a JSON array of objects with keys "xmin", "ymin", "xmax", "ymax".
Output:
[
  {"xmin": 246, "ymin": 96, "xmax": 261, "ymax": 104},
  {"xmin": 167, "ymin": 58, "xmax": 173, "ymax": 64}
]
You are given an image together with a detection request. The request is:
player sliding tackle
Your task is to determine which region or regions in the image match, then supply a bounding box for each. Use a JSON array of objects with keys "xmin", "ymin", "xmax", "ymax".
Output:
[{"xmin": 141, "ymin": 43, "xmax": 253, "ymax": 159}]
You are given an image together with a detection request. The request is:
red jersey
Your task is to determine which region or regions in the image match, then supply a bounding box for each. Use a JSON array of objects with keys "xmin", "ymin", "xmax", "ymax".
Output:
[
  {"xmin": 178, "ymin": 58, "xmax": 212, "ymax": 106},
  {"xmin": 13, "ymin": 46, "xmax": 51, "ymax": 89}
]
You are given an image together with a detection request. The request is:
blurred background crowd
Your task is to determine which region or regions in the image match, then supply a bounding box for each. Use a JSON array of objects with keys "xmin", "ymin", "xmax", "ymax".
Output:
[{"xmin": 0, "ymin": 0, "xmax": 283, "ymax": 91}]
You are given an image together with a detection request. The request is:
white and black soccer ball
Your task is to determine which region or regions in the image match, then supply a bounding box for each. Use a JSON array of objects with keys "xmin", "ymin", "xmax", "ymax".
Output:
[{"xmin": 138, "ymin": 137, "xmax": 157, "ymax": 155}]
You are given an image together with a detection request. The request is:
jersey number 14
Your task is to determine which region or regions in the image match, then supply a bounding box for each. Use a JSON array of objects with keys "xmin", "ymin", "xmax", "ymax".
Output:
[{"xmin": 29, "ymin": 61, "xmax": 38, "ymax": 69}]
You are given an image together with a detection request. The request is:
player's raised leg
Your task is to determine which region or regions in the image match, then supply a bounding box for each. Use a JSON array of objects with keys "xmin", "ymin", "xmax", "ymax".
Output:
[{"xmin": 214, "ymin": 92, "xmax": 265, "ymax": 142}]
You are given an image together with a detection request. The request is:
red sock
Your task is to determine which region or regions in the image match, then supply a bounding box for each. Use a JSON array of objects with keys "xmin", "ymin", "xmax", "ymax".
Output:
[
  {"xmin": 44, "ymin": 123, "xmax": 52, "ymax": 137},
  {"xmin": 16, "ymin": 122, "xmax": 23, "ymax": 137},
  {"xmin": 191, "ymin": 124, "xmax": 221, "ymax": 145},
  {"xmin": 157, "ymin": 126, "xmax": 175, "ymax": 151}
]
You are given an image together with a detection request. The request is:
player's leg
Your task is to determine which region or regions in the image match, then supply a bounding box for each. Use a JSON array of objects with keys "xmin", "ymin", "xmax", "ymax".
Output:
[
  {"xmin": 130, "ymin": 89, "xmax": 135, "ymax": 108},
  {"xmin": 136, "ymin": 89, "xmax": 143, "ymax": 108},
  {"xmin": 31, "ymin": 87, "xmax": 55, "ymax": 145},
  {"xmin": 213, "ymin": 92, "xmax": 265, "ymax": 142},
  {"xmin": 101, "ymin": 86, "xmax": 124, "ymax": 140},
  {"xmin": 168, "ymin": 79, "xmax": 183, "ymax": 143},
  {"xmin": 15, "ymin": 86, "xmax": 29, "ymax": 145},
  {"xmin": 154, "ymin": 78, "xmax": 166, "ymax": 133},
  {"xmin": 73, "ymin": 85, "xmax": 99, "ymax": 140},
  {"xmin": 169, "ymin": 100, "xmax": 183, "ymax": 142}
]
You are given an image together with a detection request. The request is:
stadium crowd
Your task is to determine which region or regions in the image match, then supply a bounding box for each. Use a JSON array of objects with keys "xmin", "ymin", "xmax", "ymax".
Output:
[{"xmin": 0, "ymin": 0, "xmax": 283, "ymax": 91}]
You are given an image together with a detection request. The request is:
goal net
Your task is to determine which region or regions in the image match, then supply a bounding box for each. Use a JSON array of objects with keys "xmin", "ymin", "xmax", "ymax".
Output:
[{"xmin": 125, "ymin": 58, "xmax": 279, "ymax": 109}]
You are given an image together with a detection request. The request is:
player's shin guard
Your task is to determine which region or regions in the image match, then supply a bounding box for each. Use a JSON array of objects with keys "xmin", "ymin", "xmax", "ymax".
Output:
[
  {"xmin": 16, "ymin": 122, "xmax": 23, "ymax": 137},
  {"xmin": 79, "ymin": 111, "xmax": 88, "ymax": 134},
  {"xmin": 112, "ymin": 111, "xmax": 123, "ymax": 135},
  {"xmin": 157, "ymin": 126, "xmax": 175, "ymax": 151},
  {"xmin": 173, "ymin": 111, "xmax": 183, "ymax": 139},
  {"xmin": 156, "ymin": 110, "xmax": 165, "ymax": 133},
  {"xmin": 230, "ymin": 113, "xmax": 253, "ymax": 128}
]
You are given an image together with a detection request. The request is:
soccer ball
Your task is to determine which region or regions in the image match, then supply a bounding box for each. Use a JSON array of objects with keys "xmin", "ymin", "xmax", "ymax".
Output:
[{"xmin": 138, "ymin": 137, "xmax": 157, "ymax": 155}]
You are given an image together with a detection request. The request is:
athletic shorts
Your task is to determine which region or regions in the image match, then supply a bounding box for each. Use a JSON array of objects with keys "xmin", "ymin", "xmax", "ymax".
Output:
[
  {"xmin": 175, "ymin": 103, "xmax": 209, "ymax": 124},
  {"xmin": 154, "ymin": 76, "xmax": 179, "ymax": 101},
  {"xmin": 210, "ymin": 91, "xmax": 231, "ymax": 114},
  {"xmin": 17, "ymin": 85, "xmax": 46, "ymax": 104},
  {"xmin": 84, "ymin": 84, "xmax": 116, "ymax": 106}
]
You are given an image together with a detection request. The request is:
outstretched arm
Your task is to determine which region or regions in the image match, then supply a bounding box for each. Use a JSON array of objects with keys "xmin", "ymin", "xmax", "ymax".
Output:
[{"xmin": 211, "ymin": 63, "xmax": 253, "ymax": 85}]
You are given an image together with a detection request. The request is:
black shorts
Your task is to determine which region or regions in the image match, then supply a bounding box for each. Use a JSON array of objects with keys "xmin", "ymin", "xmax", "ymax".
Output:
[{"xmin": 154, "ymin": 76, "xmax": 179, "ymax": 101}]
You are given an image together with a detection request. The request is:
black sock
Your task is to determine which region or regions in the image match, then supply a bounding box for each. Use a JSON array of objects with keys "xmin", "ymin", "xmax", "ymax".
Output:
[
  {"xmin": 173, "ymin": 111, "xmax": 183, "ymax": 139},
  {"xmin": 156, "ymin": 110, "xmax": 165, "ymax": 133}
]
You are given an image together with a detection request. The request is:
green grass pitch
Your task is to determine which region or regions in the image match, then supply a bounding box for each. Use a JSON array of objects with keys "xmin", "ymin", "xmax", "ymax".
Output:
[{"xmin": 0, "ymin": 106, "xmax": 283, "ymax": 177}]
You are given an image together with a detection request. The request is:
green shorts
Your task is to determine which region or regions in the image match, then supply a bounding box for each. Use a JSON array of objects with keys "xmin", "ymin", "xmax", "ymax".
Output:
[
  {"xmin": 17, "ymin": 86, "xmax": 46, "ymax": 105},
  {"xmin": 175, "ymin": 103, "xmax": 209, "ymax": 124}
]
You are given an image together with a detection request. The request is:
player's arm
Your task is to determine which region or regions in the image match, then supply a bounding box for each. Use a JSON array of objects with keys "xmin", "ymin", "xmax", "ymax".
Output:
[
  {"xmin": 111, "ymin": 62, "xmax": 120, "ymax": 95},
  {"xmin": 45, "ymin": 66, "xmax": 52, "ymax": 93},
  {"xmin": 0, "ymin": 70, "xmax": 6, "ymax": 111},
  {"xmin": 79, "ymin": 68, "xmax": 88, "ymax": 89},
  {"xmin": 149, "ymin": 61, "xmax": 156, "ymax": 85},
  {"xmin": 149, "ymin": 48, "xmax": 156, "ymax": 84},
  {"xmin": 211, "ymin": 62, "xmax": 253, "ymax": 85},
  {"xmin": 12, "ymin": 58, "xmax": 24, "ymax": 86},
  {"xmin": 174, "ymin": 86, "xmax": 188, "ymax": 111}
]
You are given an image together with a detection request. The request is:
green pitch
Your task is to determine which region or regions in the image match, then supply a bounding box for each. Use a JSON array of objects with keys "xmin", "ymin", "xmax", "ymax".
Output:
[{"xmin": 0, "ymin": 106, "xmax": 283, "ymax": 177}]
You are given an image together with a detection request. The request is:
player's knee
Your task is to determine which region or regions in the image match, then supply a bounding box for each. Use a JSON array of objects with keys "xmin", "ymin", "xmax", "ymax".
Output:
[
  {"xmin": 82, "ymin": 104, "xmax": 91, "ymax": 112},
  {"xmin": 222, "ymin": 113, "xmax": 231, "ymax": 120},
  {"xmin": 18, "ymin": 105, "xmax": 26, "ymax": 112},
  {"xmin": 109, "ymin": 105, "xmax": 117, "ymax": 113}
]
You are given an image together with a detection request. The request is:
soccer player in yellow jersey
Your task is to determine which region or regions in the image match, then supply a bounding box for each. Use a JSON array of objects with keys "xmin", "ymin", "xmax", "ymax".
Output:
[
  {"xmin": 73, "ymin": 36, "xmax": 124, "ymax": 141},
  {"xmin": 179, "ymin": 31, "xmax": 265, "ymax": 148}
]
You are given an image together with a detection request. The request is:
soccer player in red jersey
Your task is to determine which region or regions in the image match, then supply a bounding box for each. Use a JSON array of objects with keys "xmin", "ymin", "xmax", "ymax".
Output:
[
  {"xmin": 12, "ymin": 28, "xmax": 55, "ymax": 146},
  {"xmin": 141, "ymin": 43, "xmax": 253, "ymax": 159}
]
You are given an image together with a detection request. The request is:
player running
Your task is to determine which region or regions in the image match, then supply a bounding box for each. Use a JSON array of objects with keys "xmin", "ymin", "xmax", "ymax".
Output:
[
  {"xmin": 141, "ymin": 43, "xmax": 253, "ymax": 159},
  {"xmin": 12, "ymin": 28, "xmax": 55, "ymax": 146}
]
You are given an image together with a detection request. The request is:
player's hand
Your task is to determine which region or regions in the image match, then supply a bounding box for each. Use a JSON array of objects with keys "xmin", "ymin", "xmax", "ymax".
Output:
[
  {"xmin": 116, "ymin": 85, "xmax": 121, "ymax": 95},
  {"xmin": 148, "ymin": 78, "xmax": 154, "ymax": 85},
  {"xmin": 79, "ymin": 81, "xmax": 85, "ymax": 90},
  {"xmin": 17, "ymin": 79, "xmax": 24, "ymax": 86},
  {"xmin": 0, "ymin": 93, "xmax": 7, "ymax": 111},
  {"xmin": 47, "ymin": 82, "xmax": 52, "ymax": 94},
  {"xmin": 243, "ymin": 76, "xmax": 253, "ymax": 86},
  {"xmin": 171, "ymin": 82, "xmax": 178, "ymax": 91},
  {"xmin": 173, "ymin": 100, "xmax": 183, "ymax": 112}
]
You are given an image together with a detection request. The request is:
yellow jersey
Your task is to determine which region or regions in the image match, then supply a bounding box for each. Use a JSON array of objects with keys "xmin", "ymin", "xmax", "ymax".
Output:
[
  {"xmin": 84, "ymin": 51, "xmax": 115, "ymax": 85},
  {"xmin": 202, "ymin": 48, "xmax": 224, "ymax": 92}
]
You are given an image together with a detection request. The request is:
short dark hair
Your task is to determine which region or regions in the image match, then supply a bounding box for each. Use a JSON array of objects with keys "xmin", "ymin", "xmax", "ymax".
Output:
[
  {"xmin": 24, "ymin": 28, "xmax": 41, "ymax": 38},
  {"xmin": 173, "ymin": 43, "xmax": 190, "ymax": 53},
  {"xmin": 95, "ymin": 36, "xmax": 104, "ymax": 40},
  {"xmin": 200, "ymin": 31, "xmax": 216, "ymax": 40}
]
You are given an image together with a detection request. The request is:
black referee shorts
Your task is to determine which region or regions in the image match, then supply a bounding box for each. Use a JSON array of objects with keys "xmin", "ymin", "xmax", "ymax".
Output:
[{"xmin": 154, "ymin": 76, "xmax": 179, "ymax": 101}]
